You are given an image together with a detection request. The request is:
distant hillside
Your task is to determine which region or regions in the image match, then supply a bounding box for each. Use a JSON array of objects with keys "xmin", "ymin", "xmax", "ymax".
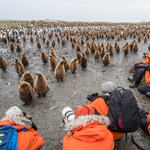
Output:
[{"xmin": 45, "ymin": 19, "xmax": 59, "ymax": 22}]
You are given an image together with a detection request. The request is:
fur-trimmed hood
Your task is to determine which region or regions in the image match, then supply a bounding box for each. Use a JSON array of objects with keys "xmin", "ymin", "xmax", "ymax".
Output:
[
  {"xmin": 0, "ymin": 116, "xmax": 31, "ymax": 129},
  {"xmin": 65, "ymin": 114, "xmax": 110, "ymax": 135}
]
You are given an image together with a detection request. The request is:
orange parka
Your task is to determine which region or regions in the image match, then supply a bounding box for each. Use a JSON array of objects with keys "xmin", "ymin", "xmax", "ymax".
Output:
[
  {"xmin": 0, "ymin": 121, "xmax": 45, "ymax": 150},
  {"xmin": 87, "ymin": 97, "xmax": 125, "ymax": 140},
  {"xmin": 145, "ymin": 71, "xmax": 150, "ymax": 84},
  {"xmin": 145, "ymin": 56, "xmax": 150, "ymax": 65},
  {"xmin": 147, "ymin": 112, "xmax": 150, "ymax": 135},
  {"xmin": 63, "ymin": 115, "xmax": 114, "ymax": 150}
]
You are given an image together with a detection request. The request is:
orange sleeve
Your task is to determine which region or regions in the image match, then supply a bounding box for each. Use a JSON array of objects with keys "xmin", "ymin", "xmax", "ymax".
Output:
[
  {"xmin": 111, "ymin": 132, "xmax": 125, "ymax": 141},
  {"xmin": 145, "ymin": 71, "xmax": 150, "ymax": 84},
  {"xmin": 145, "ymin": 57, "xmax": 150, "ymax": 65},
  {"xmin": 87, "ymin": 97, "xmax": 108, "ymax": 116},
  {"xmin": 147, "ymin": 112, "xmax": 150, "ymax": 135}
]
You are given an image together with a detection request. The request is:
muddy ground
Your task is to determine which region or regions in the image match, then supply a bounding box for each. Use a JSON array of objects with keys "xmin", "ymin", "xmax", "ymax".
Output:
[{"xmin": 0, "ymin": 32, "xmax": 150, "ymax": 150}]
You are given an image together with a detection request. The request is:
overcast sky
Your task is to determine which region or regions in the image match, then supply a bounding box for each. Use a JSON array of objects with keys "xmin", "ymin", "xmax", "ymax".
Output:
[{"xmin": 1, "ymin": 0, "xmax": 150, "ymax": 22}]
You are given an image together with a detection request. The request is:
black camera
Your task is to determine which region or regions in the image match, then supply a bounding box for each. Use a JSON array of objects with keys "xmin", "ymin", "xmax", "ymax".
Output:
[
  {"xmin": 87, "ymin": 93, "xmax": 99, "ymax": 102},
  {"xmin": 143, "ymin": 53, "xmax": 148, "ymax": 58}
]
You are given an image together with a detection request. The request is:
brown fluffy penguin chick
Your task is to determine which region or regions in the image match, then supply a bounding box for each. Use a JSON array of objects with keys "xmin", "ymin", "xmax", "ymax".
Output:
[
  {"xmin": 30, "ymin": 36, "xmax": 33, "ymax": 42},
  {"xmin": 69, "ymin": 57, "xmax": 78, "ymax": 73},
  {"xmin": 61, "ymin": 56, "xmax": 69, "ymax": 72},
  {"xmin": 109, "ymin": 44, "xmax": 114, "ymax": 56},
  {"xmin": 9, "ymin": 42, "xmax": 15, "ymax": 52},
  {"xmin": 57, "ymin": 37, "xmax": 60, "ymax": 43},
  {"xmin": 50, "ymin": 55, "xmax": 57, "ymax": 71},
  {"xmin": 37, "ymin": 41, "xmax": 41, "ymax": 49},
  {"xmin": 45, "ymin": 39, "xmax": 50, "ymax": 46},
  {"xmin": 34, "ymin": 72, "xmax": 49, "ymax": 97},
  {"xmin": 100, "ymin": 47, "xmax": 106, "ymax": 59},
  {"xmin": 123, "ymin": 46, "xmax": 130, "ymax": 55},
  {"xmin": 85, "ymin": 46, "xmax": 90, "ymax": 55},
  {"xmin": 81, "ymin": 38, "xmax": 84, "ymax": 45},
  {"xmin": 90, "ymin": 43, "xmax": 96, "ymax": 53},
  {"xmin": 114, "ymin": 40, "xmax": 118, "ymax": 49},
  {"xmin": 22, "ymin": 36, "xmax": 26, "ymax": 42},
  {"xmin": 16, "ymin": 44, "xmax": 22, "ymax": 52},
  {"xmin": 133, "ymin": 43, "xmax": 139, "ymax": 52},
  {"xmin": 80, "ymin": 53, "xmax": 90, "ymax": 70},
  {"xmin": 55, "ymin": 60, "xmax": 65, "ymax": 82},
  {"xmin": 116, "ymin": 45, "xmax": 120, "ymax": 53},
  {"xmin": 50, "ymin": 48, "xmax": 57, "ymax": 60},
  {"xmin": 138, "ymin": 36, "xmax": 141, "ymax": 42},
  {"xmin": 36, "ymin": 36, "xmax": 39, "ymax": 42},
  {"xmin": 144, "ymin": 36, "xmax": 147, "ymax": 43},
  {"xmin": 19, "ymin": 81, "xmax": 34, "ymax": 105},
  {"xmin": 76, "ymin": 51, "xmax": 82, "ymax": 63},
  {"xmin": 14, "ymin": 58, "xmax": 24, "ymax": 75},
  {"xmin": 148, "ymin": 43, "xmax": 150, "ymax": 52},
  {"xmin": 52, "ymin": 40, "xmax": 55, "ymax": 47},
  {"xmin": 86, "ymin": 42, "xmax": 90, "ymax": 48},
  {"xmin": 94, "ymin": 49, "xmax": 100, "ymax": 60},
  {"xmin": 42, "ymin": 36, "xmax": 46, "ymax": 42},
  {"xmin": 16, "ymin": 37, "xmax": 20, "ymax": 43},
  {"xmin": 76, "ymin": 44, "xmax": 81, "ymax": 52},
  {"xmin": 41, "ymin": 51, "xmax": 48, "ymax": 64},
  {"xmin": 21, "ymin": 71, "xmax": 34, "ymax": 88},
  {"xmin": 0, "ymin": 56, "xmax": 7, "ymax": 71},
  {"xmin": 21, "ymin": 53, "xmax": 29, "ymax": 68},
  {"xmin": 102, "ymin": 53, "xmax": 110, "ymax": 66},
  {"xmin": 72, "ymin": 42, "xmax": 75, "ymax": 48}
]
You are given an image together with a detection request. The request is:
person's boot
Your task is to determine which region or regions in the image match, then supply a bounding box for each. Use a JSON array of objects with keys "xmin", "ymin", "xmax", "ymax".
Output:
[
  {"xmin": 129, "ymin": 83, "xmax": 138, "ymax": 88},
  {"xmin": 128, "ymin": 77, "xmax": 134, "ymax": 83},
  {"xmin": 145, "ymin": 92, "xmax": 150, "ymax": 98}
]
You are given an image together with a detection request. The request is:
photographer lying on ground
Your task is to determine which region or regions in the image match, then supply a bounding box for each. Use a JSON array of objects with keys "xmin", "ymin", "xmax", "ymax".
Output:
[
  {"xmin": 0, "ymin": 106, "xmax": 44, "ymax": 150},
  {"xmin": 128, "ymin": 52, "xmax": 150, "ymax": 97}
]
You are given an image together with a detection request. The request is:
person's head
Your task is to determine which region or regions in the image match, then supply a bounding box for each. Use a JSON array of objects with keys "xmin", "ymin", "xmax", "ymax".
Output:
[
  {"xmin": 1, "ymin": 106, "xmax": 31, "ymax": 128},
  {"xmin": 102, "ymin": 81, "xmax": 116, "ymax": 94}
]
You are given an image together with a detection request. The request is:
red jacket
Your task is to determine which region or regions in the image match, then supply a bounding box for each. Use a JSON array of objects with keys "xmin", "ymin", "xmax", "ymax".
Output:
[
  {"xmin": 87, "ymin": 97, "xmax": 125, "ymax": 140},
  {"xmin": 63, "ymin": 115, "xmax": 114, "ymax": 150},
  {"xmin": 145, "ymin": 56, "xmax": 150, "ymax": 65},
  {"xmin": 147, "ymin": 112, "xmax": 150, "ymax": 135},
  {"xmin": 0, "ymin": 121, "xmax": 45, "ymax": 150}
]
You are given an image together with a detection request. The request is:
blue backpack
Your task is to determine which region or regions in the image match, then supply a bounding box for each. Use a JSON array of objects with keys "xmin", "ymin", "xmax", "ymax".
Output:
[{"xmin": 0, "ymin": 125, "xmax": 27, "ymax": 150}]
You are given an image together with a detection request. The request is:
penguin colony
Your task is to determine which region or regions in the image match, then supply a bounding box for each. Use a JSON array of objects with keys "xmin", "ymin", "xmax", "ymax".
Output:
[{"xmin": 0, "ymin": 22, "xmax": 150, "ymax": 105}]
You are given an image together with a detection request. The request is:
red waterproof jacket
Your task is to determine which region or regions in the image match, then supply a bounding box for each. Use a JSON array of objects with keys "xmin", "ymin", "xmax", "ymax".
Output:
[
  {"xmin": 0, "ymin": 121, "xmax": 45, "ymax": 150},
  {"xmin": 145, "ymin": 56, "xmax": 150, "ymax": 65},
  {"xmin": 63, "ymin": 115, "xmax": 114, "ymax": 150}
]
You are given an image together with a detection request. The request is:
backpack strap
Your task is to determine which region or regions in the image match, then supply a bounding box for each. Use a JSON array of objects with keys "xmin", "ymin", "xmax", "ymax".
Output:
[
  {"xmin": 131, "ymin": 134, "xmax": 145, "ymax": 150},
  {"xmin": 17, "ymin": 128, "xmax": 28, "ymax": 132}
]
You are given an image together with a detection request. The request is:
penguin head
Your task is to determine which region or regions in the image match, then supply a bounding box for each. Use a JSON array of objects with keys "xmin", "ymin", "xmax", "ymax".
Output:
[
  {"xmin": 20, "ymin": 81, "xmax": 28, "ymax": 87},
  {"xmin": 15, "ymin": 58, "xmax": 18, "ymax": 62},
  {"xmin": 36, "ymin": 72, "xmax": 42, "ymax": 77},
  {"xmin": 25, "ymin": 71, "xmax": 30, "ymax": 76}
]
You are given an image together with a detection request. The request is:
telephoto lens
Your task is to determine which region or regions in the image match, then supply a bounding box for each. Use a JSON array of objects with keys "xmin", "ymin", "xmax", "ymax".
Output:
[{"xmin": 62, "ymin": 107, "xmax": 75, "ymax": 123}]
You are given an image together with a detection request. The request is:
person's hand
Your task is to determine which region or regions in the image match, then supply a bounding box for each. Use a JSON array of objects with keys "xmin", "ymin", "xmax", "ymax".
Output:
[{"xmin": 26, "ymin": 115, "xmax": 31, "ymax": 119}]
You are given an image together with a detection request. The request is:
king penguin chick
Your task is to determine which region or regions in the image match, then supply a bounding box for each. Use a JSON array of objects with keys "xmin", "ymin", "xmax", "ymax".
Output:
[
  {"xmin": 52, "ymin": 40, "xmax": 55, "ymax": 48},
  {"xmin": 9, "ymin": 42, "xmax": 15, "ymax": 52},
  {"xmin": 14, "ymin": 58, "xmax": 24, "ymax": 76},
  {"xmin": 100, "ymin": 47, "xmax": 106, "ymax": 59},
  {"xmin": 30, "ymin": 36, "xmax": 33, "ymax": 42},
  {"xmin": 50, "ymin": 48, "xmax": 57, "ymax": 60},
  {"xmin": 37, "ymin": 41, "xmax": 41, "ymax": 49},
  {"xmin": 45, "ymin": 39, "xmax": 50, "ymax": 46},
  {"xmin": 76, "ymin": 51, "xmax": 82, "ymax": 63},
  {"xmin": 21, "ymin": 71, "xmax": 34, "ymax": 88},
  {"xmin": 19, "ymin": 81, "xmax": 34, "ymax": 105},
  {"xmin": 80, "ymin": 53, "xmax": 90, "ymax": 70},
  {"xmin": 35, "ymin": 72, "xmax": 49, "ymax": 97},
  {"xmin": 85, "ymin": 46, "xmax": 90, "ymax": 55},
  {"xmin": 41, "ymin": 51, "xmax": 48, "ymax": 64},
  {"xmin": 21, "ymin": 53, "xmax": 29, "ymax": 68},
  {"xmin": 23, "ymin": 35, "xmax": 26, "ymax": 42},
  {"xmin": 50, "ymin": 55, "xmax": 57, "ymax": 71},
  {"xmin": 69, "ymin": 57, "xmax": 78, "ymax": 73},
  {"xmin": 16, "ymin": 44, "xmax": 22, "ymax": 52},
  {"xmin": 102, "ymin": 53, "xmax": 110, "ymax": 66},
  {"xmin": 123, "ymin": 46, "xmax": 130, "ymax": 56},
  {"xmin": 116, "ymin": 44, "xmax": 120, "ymax": 53},
  {"xmin": 94, "ymin": 49, "xmax": 100, "ymax": 61},
  {"xmin": 0, "ymin": 56, "xmax": 7, "ymax": 71},
  {"xmin": 55, "ymin": 60, "xmax": 65, "ymax": 82},
  {"xmin": 61, "ymin": 56, "xmax": 69, "ymax": 72}
]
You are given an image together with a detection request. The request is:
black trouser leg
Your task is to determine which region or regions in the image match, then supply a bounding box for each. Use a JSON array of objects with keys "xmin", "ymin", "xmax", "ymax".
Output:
[
  {"xmin": 138, "ymin": 86, "xmax": 150, "ymax": 94},
  {"xmin": 138, "ymin": 107, "xmax": 149, "ymax": 135},
  {"xmin": 133, "ymin": 68, "xmax": 146, "ymax": 84}
]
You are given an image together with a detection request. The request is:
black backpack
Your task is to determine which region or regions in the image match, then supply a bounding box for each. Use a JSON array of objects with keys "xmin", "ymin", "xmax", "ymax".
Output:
[{"xmin": 108, "ymin": 87, "xmax": 140, "ymax": 133}]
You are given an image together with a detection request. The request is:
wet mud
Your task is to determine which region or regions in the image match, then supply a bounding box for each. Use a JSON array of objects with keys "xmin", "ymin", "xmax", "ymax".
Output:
[{"xmin": 0, "ymin": 33, "xmax": 150, "ymax": 150}]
